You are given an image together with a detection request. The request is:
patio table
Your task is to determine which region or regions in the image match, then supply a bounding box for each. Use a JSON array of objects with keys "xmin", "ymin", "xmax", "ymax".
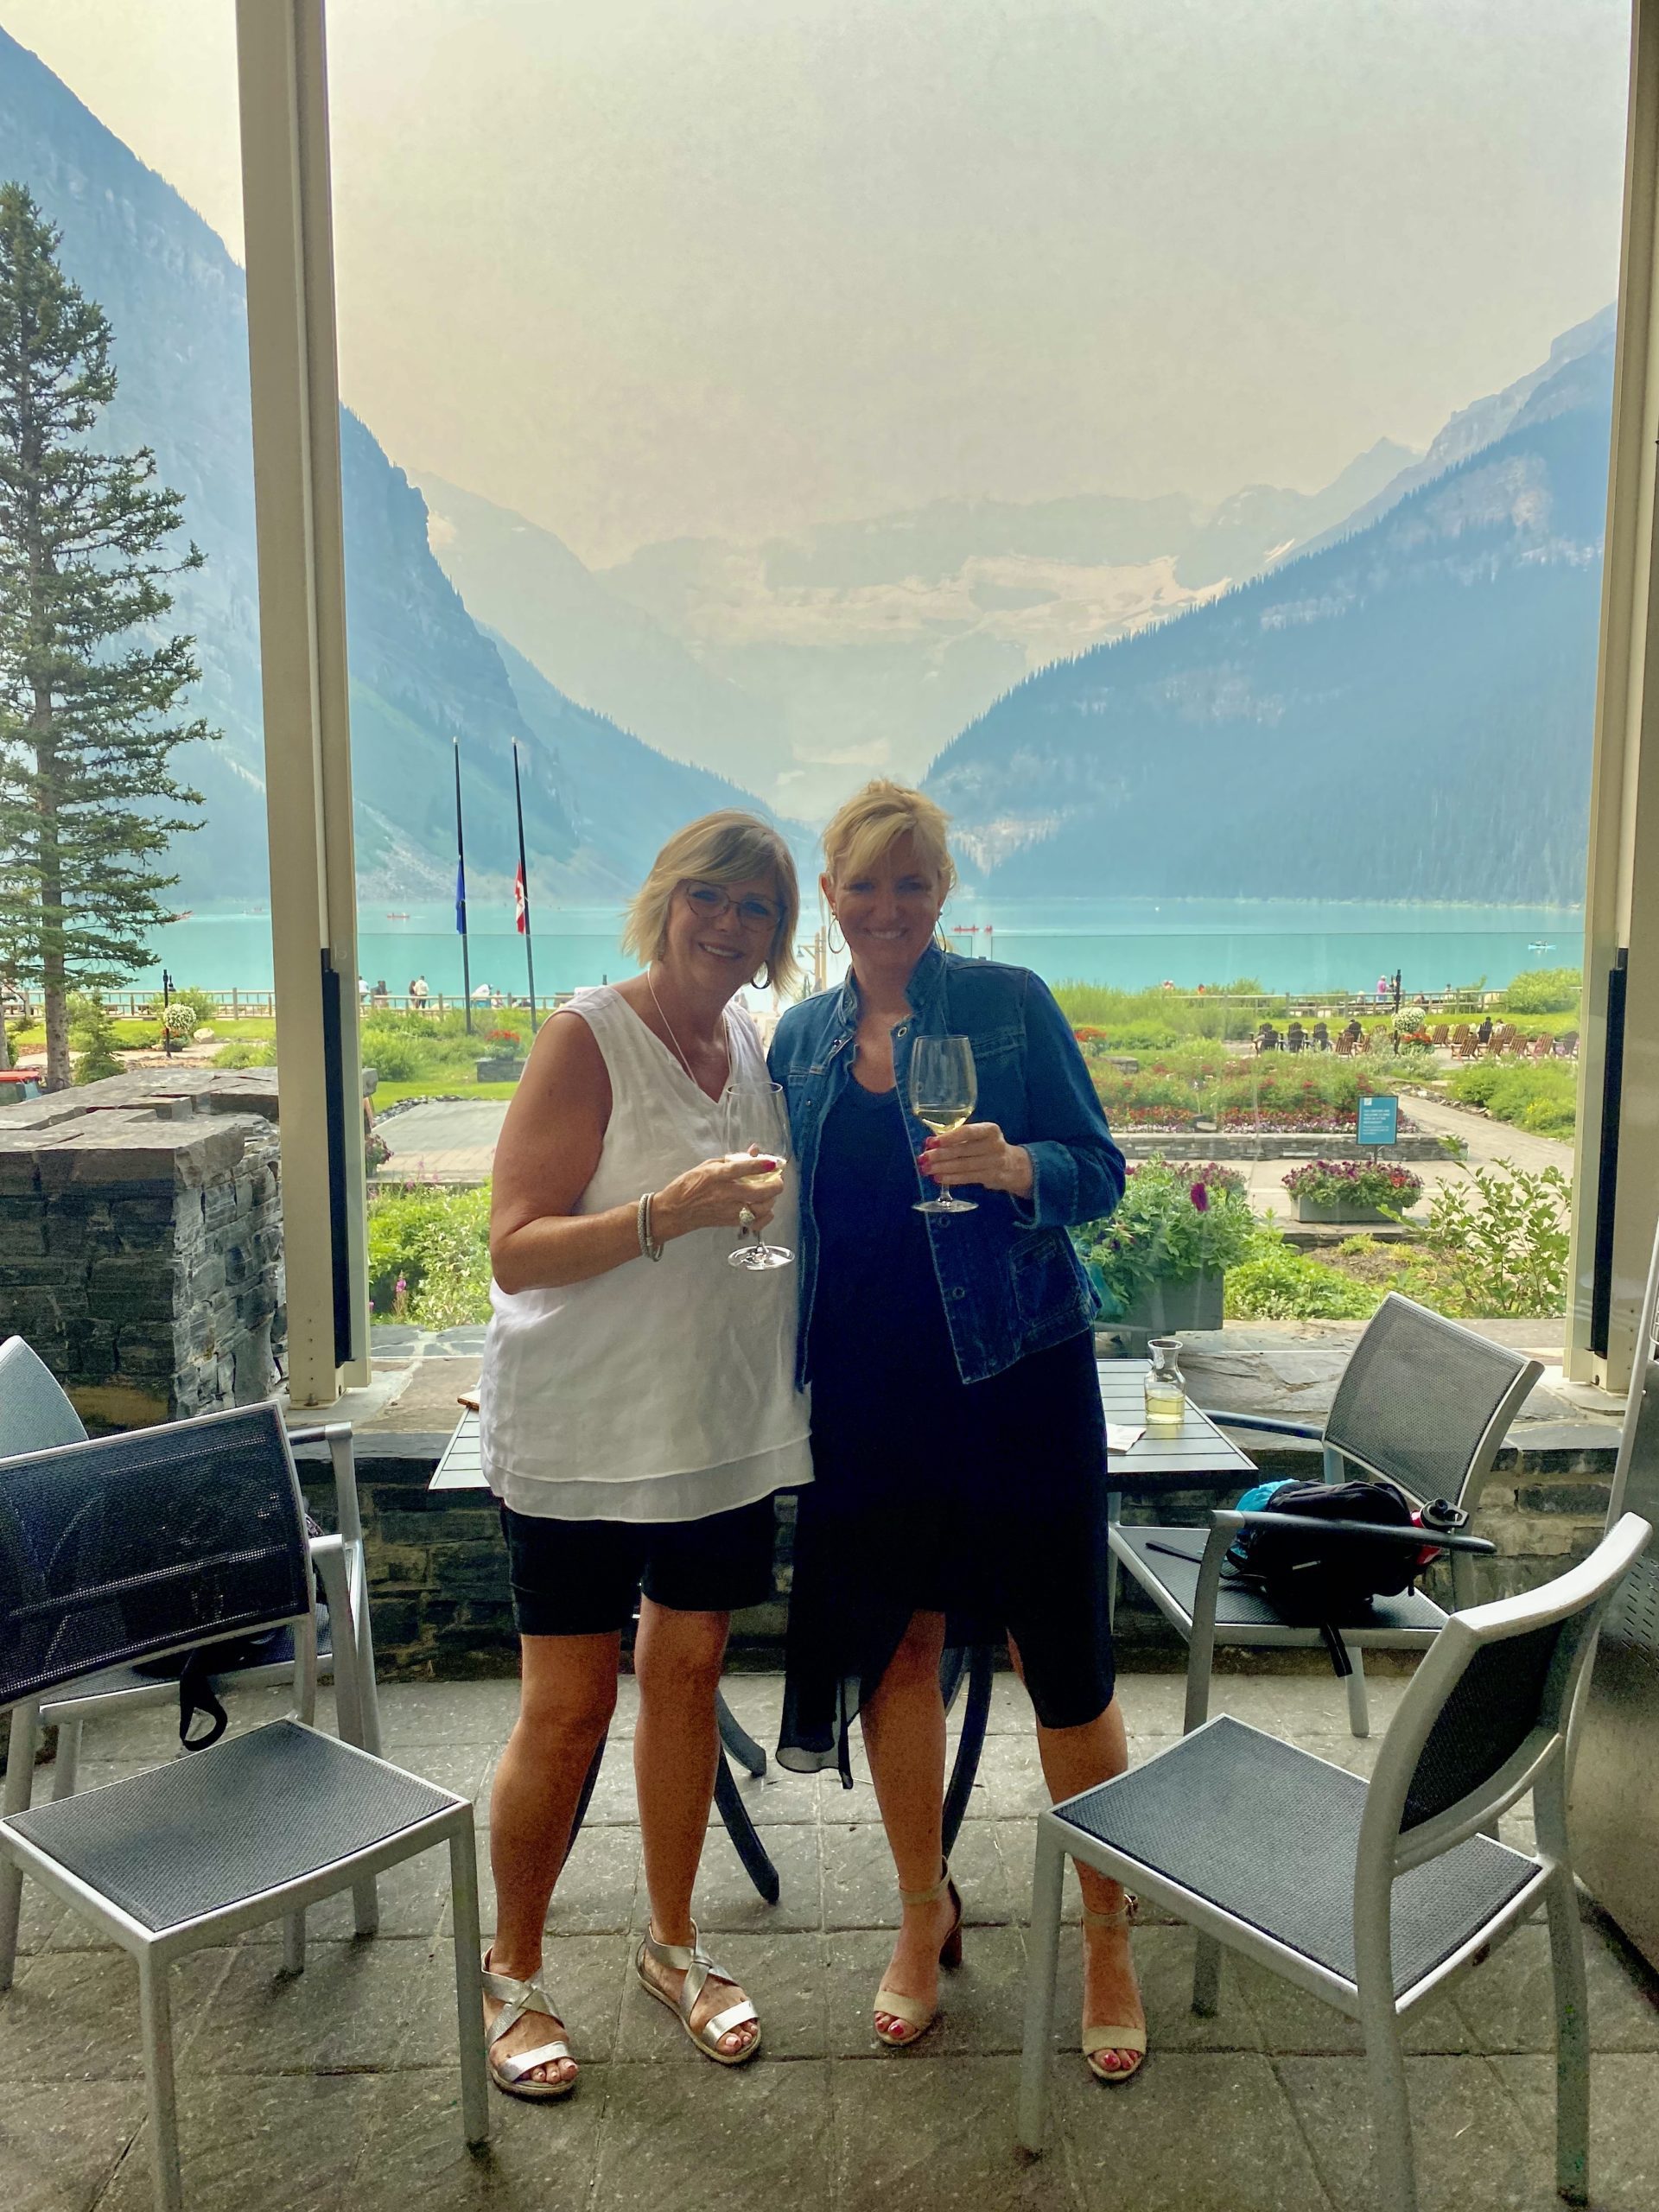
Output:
[{"xmin": 1096, "ymin": 1360, "xmax": 1259, "ymax": 1630}]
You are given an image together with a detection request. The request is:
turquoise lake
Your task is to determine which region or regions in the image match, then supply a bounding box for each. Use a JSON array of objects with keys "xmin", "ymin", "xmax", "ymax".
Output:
[{"xmin": 130, "ymin": 896, "xmax": 1583, "ymax": 1002}]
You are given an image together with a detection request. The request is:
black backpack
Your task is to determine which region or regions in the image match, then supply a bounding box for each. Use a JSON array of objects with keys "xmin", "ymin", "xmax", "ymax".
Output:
[{"xmin": 1226, "ymin": 1477, "xmax": 1427, "ymax": 1624}]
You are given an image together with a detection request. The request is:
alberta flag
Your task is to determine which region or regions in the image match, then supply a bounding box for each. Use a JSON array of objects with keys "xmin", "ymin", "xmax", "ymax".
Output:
[
  {"xmin": 454, "ymin": 860, "xmax": 467, "ymax": 934},
  {"xmin": 514, "ymin": 861, "xmax": 528, "ymax": 934}
]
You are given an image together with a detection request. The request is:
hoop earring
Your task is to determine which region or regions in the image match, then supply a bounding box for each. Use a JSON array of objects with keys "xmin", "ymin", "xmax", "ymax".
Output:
[{"xmin": 827, "ymin": 913, "xmax": 845, "ymax": 956}]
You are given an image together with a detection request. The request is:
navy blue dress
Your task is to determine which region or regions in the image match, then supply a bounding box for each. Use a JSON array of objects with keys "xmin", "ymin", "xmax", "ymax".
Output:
[{"xmin": 777, "ymin": 1077, "xmax": 1115, "ymax": 1781}]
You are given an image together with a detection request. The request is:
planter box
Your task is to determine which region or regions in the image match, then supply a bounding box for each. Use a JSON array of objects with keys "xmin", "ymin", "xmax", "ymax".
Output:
[
  {"xmin": 1292, "ymin": 1196, "xmax": 1405, "ymax": 1224},
  {"xmin": 474, "ymin": 1057, "xmax": 524, "ymax": 1084},
  {"xmin": 1096, "ymin": 1270, "xmax": 1225, "ymax": 1347}
]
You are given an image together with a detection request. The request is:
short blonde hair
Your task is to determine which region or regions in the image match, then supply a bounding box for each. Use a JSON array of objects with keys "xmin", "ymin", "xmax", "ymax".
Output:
[
  {"xmin": 821, "ymin": 779, "xmax": 956, "ymax": 896},
  {"xmin": 623, "ymin": 811, "xmax": 800, "ymax": 993}
]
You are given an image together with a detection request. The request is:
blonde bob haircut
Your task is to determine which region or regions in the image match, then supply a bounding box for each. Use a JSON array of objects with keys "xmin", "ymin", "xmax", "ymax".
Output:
[
  {"xmin": 623, "ymin": 810, "xmax": 801, "ymax": 994},
  {"xmin": 821, "ymin": 779, "xmax": 957, "ymax": 898}
]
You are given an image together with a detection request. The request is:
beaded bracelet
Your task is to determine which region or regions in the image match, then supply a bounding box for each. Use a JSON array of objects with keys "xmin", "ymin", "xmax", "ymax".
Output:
[{"xmin": 636, "ymin": 1191, "xmax": 664, "ymax": 1262}]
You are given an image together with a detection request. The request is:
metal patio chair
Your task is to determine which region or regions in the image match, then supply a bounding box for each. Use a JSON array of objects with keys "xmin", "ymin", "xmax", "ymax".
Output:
[
  {"xmin": 0, "ymin": 1338, "xmax": 384, "ymax": 1790},
  {"xmin": 0, "ymin": 1403, "xmax": 487, "ymax": 2211},
  {"xmin": 1019, "ymin": 1510, "xmax": 1654, "ymax": 2212},
  {"xmin": 1107, "ymin": 1294, "xmax": 1541, "ymax": 1736}
]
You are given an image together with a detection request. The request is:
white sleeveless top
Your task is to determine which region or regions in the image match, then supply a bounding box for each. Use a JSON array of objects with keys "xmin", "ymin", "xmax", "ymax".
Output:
[{"xmin": 479, "ymin": 985, "xmax": 812, "ymax": 1522}]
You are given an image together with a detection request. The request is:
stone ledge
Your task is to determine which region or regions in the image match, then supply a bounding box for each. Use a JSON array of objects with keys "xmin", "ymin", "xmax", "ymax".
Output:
[{"xmin": 302, "ymin": 1425, "xmax": 1619, "ymax": 1681}]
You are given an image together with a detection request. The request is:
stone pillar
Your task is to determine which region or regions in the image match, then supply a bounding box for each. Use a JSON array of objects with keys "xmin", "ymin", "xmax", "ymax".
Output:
[{"xmin": 0, "ymin": 1077, "xmax": 284, "ymax": 1427}]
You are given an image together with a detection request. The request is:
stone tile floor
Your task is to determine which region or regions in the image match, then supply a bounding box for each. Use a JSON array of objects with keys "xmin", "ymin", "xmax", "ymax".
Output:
[{"xmin": 5, "ymin": 1668, "xmax": 1657, "ymax": 2212}]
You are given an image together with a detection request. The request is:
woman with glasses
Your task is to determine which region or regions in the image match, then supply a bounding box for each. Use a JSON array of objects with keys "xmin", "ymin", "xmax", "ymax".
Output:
[
  {"xmin": 769, "ymin": 781, "xmax": 1145, "ymax": 2082},
  {"xmin": 477, "ymin": 811, "xmax": 808, "ymax": 2098}
]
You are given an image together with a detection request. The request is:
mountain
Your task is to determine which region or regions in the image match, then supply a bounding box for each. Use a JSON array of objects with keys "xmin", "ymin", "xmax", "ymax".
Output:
[
  {"xmin": 0, "ymin": 28, "xmax": 777, "ymax": 909},
  {"xmin": 585, "ymin": 442, "xmax": 1414, "ymax": 814},
  {"xmin": 1294, "ymin": 308, "xmax": 1618, "ymax": 562},
  {"xmin": 416, "ymin": 475, "xmax": 785, "ymax": 798},
  {"xmin": 925, "ymin": 326, "xmax": 1614, "ymax": 906}
]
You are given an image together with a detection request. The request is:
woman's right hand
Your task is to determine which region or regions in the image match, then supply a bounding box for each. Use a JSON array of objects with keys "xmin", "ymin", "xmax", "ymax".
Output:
[{"xmin": 652, "ymin": 1151, "xmax": 785, "ymax": 1242}]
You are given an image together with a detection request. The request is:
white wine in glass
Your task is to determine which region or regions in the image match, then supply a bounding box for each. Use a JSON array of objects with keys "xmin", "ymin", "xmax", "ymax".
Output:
[
  {"xmin": 909, "ymin": 1035, "xmax": 978, "ymax": 1214},
  {"xmin": 721, "ymin": 1081, "xmax": 794, "ymax": 1268}
]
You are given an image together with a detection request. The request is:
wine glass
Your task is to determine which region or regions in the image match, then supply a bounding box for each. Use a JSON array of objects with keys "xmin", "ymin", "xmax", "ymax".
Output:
[
  {"xmin": 721, "ymin": 1081, "xmax": 793, "ymax": 1269},
  {"xmin": 909, "ymin": 1035, "xmax": 978, "ymax": 1214}
]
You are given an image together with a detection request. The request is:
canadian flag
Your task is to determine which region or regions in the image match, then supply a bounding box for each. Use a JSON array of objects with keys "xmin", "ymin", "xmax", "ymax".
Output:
[{"xmin": 513, "ymin": 861, "xmax": 527, "ymax": 934}]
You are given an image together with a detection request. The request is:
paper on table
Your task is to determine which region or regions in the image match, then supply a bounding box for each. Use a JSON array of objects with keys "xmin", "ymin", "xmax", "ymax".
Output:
[{"xmin": 1106, "ymin": 1422, "xmax": 1145, "ymax": 1452}]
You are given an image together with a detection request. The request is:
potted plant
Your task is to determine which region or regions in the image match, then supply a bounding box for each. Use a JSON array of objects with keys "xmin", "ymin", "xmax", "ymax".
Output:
[
  {"xmin": 475, "ymin": 1026, "xmax": 525, "ymax": 1083},
  {"xmin": 1073, "ymin": 1156, "xmax": 1257, "ymax": 1343},
  {"xmin": 1281, "ymin": 1159, "xmax": 1423, "ymax": 1224}
]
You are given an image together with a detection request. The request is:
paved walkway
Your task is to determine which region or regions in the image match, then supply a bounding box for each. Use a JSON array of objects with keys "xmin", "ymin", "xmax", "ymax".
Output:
[
  {"xmin": 376, "ymin": 1099, "xmax": 507, "ymax": 1185},
  {"xmin": 7, "ymin": 1669, "xmax": 1654, "ymax": 2212}
]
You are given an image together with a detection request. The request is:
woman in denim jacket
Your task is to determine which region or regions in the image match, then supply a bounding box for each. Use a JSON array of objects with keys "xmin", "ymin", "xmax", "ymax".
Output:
[{"xmin": 771, "ymin": 780, "xmax": 1146, "ymax": 2082}]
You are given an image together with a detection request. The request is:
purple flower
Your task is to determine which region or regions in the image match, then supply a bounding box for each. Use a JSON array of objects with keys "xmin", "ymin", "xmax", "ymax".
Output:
[{"xmin": 1190, "ymin": 1181, "xmax": 1209, "ymax": 1211}]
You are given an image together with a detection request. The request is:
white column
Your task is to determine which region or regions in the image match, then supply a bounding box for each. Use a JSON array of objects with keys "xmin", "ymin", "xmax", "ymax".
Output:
[
  {"xmin": 1567, "ymin": 0, "xmax": 1659, "ymax": 1389},
  {"xmin": 235, "ymin": 0, "xmax": 371, "ymax": 1404}
]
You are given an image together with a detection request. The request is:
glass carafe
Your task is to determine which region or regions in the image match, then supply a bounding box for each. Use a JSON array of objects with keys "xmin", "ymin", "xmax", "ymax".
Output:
[{"xmin": 1144, "ymin": 1337, "xmax": 1186, "ymax": 1434}]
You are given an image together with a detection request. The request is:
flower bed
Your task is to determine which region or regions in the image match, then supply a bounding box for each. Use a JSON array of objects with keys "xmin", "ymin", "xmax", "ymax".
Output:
[{"xmin": 1084, "ymin": 1052, "xmax": 1426, "ymax": 1137}]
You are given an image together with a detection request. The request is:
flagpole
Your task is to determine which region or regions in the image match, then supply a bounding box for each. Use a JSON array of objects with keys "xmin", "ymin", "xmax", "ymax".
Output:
[
  {"xmin": 453, "ymin": 734, "xmax": 473, "ymax": 1033},
  {"xmin": 512, "ymin": 740, "xmax": 538, "ymax": 1031}
]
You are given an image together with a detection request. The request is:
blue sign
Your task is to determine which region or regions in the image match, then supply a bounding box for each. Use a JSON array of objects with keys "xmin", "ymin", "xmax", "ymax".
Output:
[{"xmin": 1357, "ymin": 1094, "xmax": 1399, "ymax": 1147}]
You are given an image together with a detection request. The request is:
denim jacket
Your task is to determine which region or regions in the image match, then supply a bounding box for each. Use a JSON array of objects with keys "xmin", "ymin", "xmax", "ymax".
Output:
[{"xmin": 768, "ymin": 946, "xmax": 1125, "ymax": 1389}]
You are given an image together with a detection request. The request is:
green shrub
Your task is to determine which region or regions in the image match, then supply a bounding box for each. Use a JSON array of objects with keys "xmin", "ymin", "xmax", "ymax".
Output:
[
  {"xmin": 1446, "ymin": 1060, "xmax": 1576, "ymax": 1138},
  {"xmin": 68, "ymin": 994, "xmax": 124, "ymax": 1084},
  {"xmin": 1405, "ymin": 1161, "xmax": 1570, "ymax": 1319},
  {"xmin": 1503, "ymin": 967, "xmax": 1581, "ymax": 1015},
  {"xmin": 1224, "ymin": 1241, "xmax": 1382, "ymax": 1321},
  {"xmin": 366, "ymin": 1181, "xmax": 493, "ymax": 1328},
  {"xmin": 213, "ymin": 1039, "xmax": 278, "ymax": 1068}
]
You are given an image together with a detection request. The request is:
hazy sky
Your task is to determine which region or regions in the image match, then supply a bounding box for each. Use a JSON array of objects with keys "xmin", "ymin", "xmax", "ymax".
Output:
[{"xmin": 2, "ymin": 0, "xmax": 1635, "ymax": 565}]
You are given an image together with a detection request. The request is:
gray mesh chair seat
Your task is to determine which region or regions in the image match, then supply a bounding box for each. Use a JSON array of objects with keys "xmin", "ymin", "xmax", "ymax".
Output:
[
  {"xmin": 1054, "ymin": 1715, "xmax": 1531, "ymax": 1993},
  {"xmin": 9, "ymin": 1721, "xmax": 454, "ymax": 1934},
  {"xmin": 1114, "ymin": 1525, "xmax": 1449, "ymax": 1642},
  {"xmin": 1020, "ymin": 1513, "xmax": 1655, "ymax": 2212},
  {"xmin": 1108, "ymin": 1295, "xmax": 1541, "ymax": 1738},
  {"xmin": 0, "ymin": 1406, "xmax": 488, "ymax": 2211}
]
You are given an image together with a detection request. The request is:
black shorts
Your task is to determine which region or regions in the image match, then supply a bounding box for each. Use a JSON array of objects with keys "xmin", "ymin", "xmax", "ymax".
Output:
[{"xmin": 499, "ymin": 1496, "xmax": 778, "ymax": 1637}]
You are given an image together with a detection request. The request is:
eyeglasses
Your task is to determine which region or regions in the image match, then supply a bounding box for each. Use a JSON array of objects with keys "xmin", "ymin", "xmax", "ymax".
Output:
[{"xmin": 683, "ymin": 880, "xmax": 781, "ymax": 931}]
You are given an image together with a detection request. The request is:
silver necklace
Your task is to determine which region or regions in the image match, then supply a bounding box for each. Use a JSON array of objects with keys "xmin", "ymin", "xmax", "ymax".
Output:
[{"xmin": 648, "ymin": 969, "xmax": 729, "ymax": 1094}]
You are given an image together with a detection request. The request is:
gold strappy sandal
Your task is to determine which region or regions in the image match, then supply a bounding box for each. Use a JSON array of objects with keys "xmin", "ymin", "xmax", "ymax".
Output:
[
  {"xmin": 634, "ymin": 1920, "xmax": 762, "ymax": 2065},
  {"xmin": 874, "ymin": 1864, "xmax": 963, "ymax": 2049},
  {"xmin": 480, "ymin": 1946, "xmax": 577, "ymax": 2101},
  {"xmin": 1081, "ymin": 1897, "xmax": 1147, "ymax": 2083}
]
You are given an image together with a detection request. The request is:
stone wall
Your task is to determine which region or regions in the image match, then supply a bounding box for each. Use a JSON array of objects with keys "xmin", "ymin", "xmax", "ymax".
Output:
[
  {"xmin": 0, "ymin": 1069, "xmax": 285, "ymax": 1427},
  {"xmin": 302, "ymin": 1429, "xmax": 1617, "ymax": 1681}
]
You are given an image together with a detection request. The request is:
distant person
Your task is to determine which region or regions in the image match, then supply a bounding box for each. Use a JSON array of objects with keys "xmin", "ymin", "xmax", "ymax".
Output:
[
  {"xmin": 358, "ymin": 975, "xmax": 372, "ymax": 1005},
  {"xmin": 1476, "ymin": 1014, "xmax": 1494, "ymax": 1046},
  {"xmin": 472, "ymin": 982, "xmax": 493, "ymax": 1004},
  {"xmin": 410, "ymin": 975, "xmax": 429, "ymax": 1008},
  {"xmin": 372, "ymin": 978, "xmax": 391, "ymax": 1008},
  {"xmin": 1375, "ymin": 974, "xmax": 1390, "ymax": 1002},
  {"xmin": 1311, "ymin": 1020, "xmax": 1331, "ymax": 1051}
]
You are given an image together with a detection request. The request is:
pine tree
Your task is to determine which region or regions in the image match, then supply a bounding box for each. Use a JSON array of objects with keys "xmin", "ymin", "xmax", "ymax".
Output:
[{"xmin": 0, "ymin": 183, "xmax": 213, "ymax": 1090}]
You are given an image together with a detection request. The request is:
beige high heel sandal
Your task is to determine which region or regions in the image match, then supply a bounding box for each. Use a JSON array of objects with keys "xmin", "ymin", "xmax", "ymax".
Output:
[
  {"xmin": 874, "ymin": 1864, "xmax": 963, "ymax": 2048},
  {"xmin": 1081, "ymin": 1897, "xmax": 1147, "ymax": 2083}
]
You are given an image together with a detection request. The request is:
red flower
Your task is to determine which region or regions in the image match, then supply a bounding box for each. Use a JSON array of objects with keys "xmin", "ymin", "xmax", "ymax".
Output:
[{"xmin": 1190, "ymin": 1181, "xmax": 1210, "ymax": 1212}]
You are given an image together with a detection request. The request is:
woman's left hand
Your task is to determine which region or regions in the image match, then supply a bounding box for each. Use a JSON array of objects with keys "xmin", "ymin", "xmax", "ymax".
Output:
[{"xmin": 919, "ymin": 1121, "xmax": 1033, "ymax": 1198}]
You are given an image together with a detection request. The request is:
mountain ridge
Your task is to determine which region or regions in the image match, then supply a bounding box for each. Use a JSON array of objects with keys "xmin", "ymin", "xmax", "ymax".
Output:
[{"xmin": 924, "ymin": 327, "xmax": 1612, "ymax": 906}]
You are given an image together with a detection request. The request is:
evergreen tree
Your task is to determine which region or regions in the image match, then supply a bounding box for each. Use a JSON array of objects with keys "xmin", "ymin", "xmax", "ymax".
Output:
[{"xmin": 0, "ymin": 183, "xmax": 213, "ymax": 1090}]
